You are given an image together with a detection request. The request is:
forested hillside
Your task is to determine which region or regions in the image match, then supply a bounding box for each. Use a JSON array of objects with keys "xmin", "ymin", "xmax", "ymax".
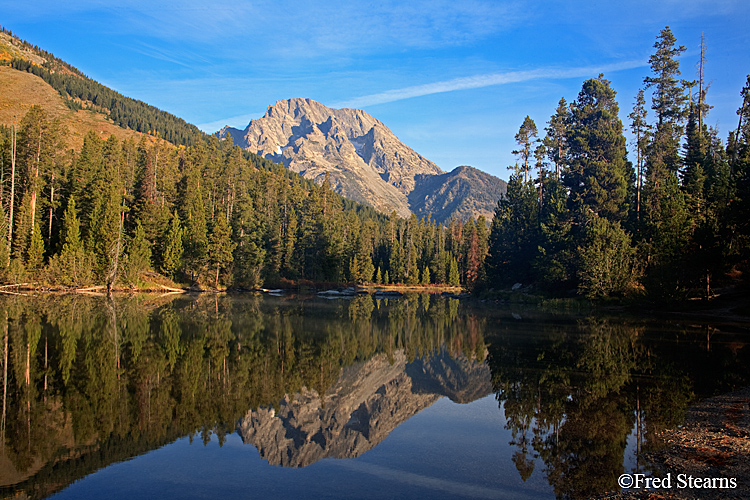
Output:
[
  {"xmin": 1, "ymin": 27, "xmax": 204, "ymax": 146},
  {"xmin": 487, "ymin": 27, "xmax": 750, "ymax": 301}
]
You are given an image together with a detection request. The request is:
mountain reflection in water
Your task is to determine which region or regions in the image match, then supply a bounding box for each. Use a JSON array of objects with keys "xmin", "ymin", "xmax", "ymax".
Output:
[{"xmin": 0, "ymin": 293, "xmax": 748, "ymax": 500}]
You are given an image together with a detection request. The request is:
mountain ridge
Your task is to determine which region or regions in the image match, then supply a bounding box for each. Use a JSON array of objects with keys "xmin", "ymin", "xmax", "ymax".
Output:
[{"xmin": 217, "ymin": 98, "xmax": 506, "ymax": 222}]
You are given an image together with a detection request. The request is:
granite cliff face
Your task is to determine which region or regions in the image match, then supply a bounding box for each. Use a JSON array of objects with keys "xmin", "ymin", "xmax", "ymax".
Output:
[
  {"xmin": 217, "ymin": 99, "xmax": 506, "ymax": 222},
  {"xmin": 219, "ymin": 98, "xmax": 442, "ymax": 217},
  {"xmin": 235, "ymin": 349, "xmax": 491, "ymax": 467}
]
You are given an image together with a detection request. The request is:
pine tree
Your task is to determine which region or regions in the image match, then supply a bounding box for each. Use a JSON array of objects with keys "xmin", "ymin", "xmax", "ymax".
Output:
[
  {"xmin": 486, "ymin": 174, "xmax": 539, "ymax": 285},
  {"xmin": 448, "ymin": 255, "xmax": 460, "ymax": 287},
  {"xmin": 26, "ymin": 221, "xmax": 44, "ymax": 272},
  {"xmin": 161, "ymin": 211, "xmax": 184, "ymax": 280},
  {"xmin": 49, "ymin": 197, "xmax": 91, "ymax": 286},
  {"xmin": 629, "ymin": 89, "xmax": 651, "ymax": 220},
  {"xmin": 640, "ymin": 29, "xmax": 693, "ymax": 300},
  {"xmin": 564, "ymin": 75, "xmax": 632, "ymax": 224},
  {"xmin": 207, "ymin": 216, "xmax": 236, "ymax": 288},
  {"xmin": 533, "ymin": 175, "xmax": 573, "ymax": 289},
  {"xmin": 123, "ymin": 219, "xmax": 152, "ymax": 285},
  {"xmin": 512, "ymin": 116, "xmax": 538, "ymax": 183},
  {"xmin": 544, "ymin": 98, "xmax": 569, "ymax": 180},
  {"xmin": 420, "ymin": 265, "xmax": 431, "ymax": 285},
  {"xmin": 644, "ymin": 26, "xmax": 688, "ymax": 130},
  {"xmin": 577, "ymin": 215, "xmax": 635, "ymax": 298}
]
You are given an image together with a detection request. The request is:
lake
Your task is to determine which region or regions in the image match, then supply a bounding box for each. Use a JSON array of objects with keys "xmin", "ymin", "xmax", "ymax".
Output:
[{"xmin": 0, "ymin": 293, "xmax": 748, "ymax": 499}]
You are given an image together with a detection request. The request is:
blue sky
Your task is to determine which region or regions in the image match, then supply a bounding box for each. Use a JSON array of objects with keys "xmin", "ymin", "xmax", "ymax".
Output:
[{"xmin": 2, "ymin": 0, "xmax": 749, "ymax": 180}]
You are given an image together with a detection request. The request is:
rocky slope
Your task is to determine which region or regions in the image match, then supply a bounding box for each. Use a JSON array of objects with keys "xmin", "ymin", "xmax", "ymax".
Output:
[
  {"xmin": 217, "ymin": 98, "xmax": 506, "ymax": 222},
  {"xmin": 219, "ymin": 98, "xmax": 442, "ymax": 217},
  {"xmin": 409, "ymin": 166, "xmax": 506, "ymax": 223},
  {"xmin": 236, "ymin": 349, "xmax": 492, "ymax": 467}
]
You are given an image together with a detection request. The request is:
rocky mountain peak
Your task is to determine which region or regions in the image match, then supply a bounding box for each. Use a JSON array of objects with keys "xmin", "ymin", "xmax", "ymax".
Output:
[{"xmin": 216, "ymin": 98, "xmax": 505, "ymax": 222}]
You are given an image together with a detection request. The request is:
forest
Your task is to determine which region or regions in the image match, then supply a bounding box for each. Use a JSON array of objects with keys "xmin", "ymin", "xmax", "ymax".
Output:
[
  {"xmin": 0, "ymin": 26, "xmax": 748, "ymax": 301},
  {"xmin": 487, "ymin": 28, "xmax": 750, "ymax": 300}
]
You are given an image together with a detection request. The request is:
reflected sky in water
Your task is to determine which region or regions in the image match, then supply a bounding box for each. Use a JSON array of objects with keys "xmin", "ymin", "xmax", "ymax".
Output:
[{"xmin": 52, "ymin": 395, "xmax": 554, "ymax": 500}]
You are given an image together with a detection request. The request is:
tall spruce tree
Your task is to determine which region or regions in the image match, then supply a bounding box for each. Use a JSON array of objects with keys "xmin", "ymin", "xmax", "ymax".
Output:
[
  {"xmin": 544, "ymin": 98, "xmax": 569, "ymax": 180},
  {"xmin": 641, "ymin": 28, "xmax": 693, "ymax": 300},
  {"xmin": 564, "ymin": 75, "xmax": 632, "ymax": 224},
  {"xmin": 486, "ymin": 174, "xmax": 539, "ymax": 285},
  {"xmin": 513, "ymin": 116, "xmax": 538, "ymax": 183},
  {"xmin": 629, "ymin": 89, "xmax": 651, "ymax": 221}
]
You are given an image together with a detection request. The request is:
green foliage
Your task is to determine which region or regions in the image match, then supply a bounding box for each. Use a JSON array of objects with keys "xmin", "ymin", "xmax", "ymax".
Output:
[
  {"xmin": 576, "ymin": 216, "xmax": 635, "ymax": 298},
  {"xmin": 160, "ymin": 211, "xmax": 184, "ymax": 280},
  {"xmin": 122, "ymin": 220, "xmax": 152, "ymax": 285},
  {"xmin": 46, "ymin": 198, "xmax": 93, "ymax": 286},
  {"xmin": 448, "ymin": 256, "xmax": 460, "ymax": 287},
  {"xmin": 207, "ymin": 216, "xmax": 236, "ymax": 287},
  {"xmin": 512, "ymin": 116, "xmax": 538, "ymax": 182},
  {"xmin": 26, "ymin": 223, "xmax": 44, "ymax": 271},
  {"xmin": 486, "ymin": 174, "xmax": 539, "ymax": 285},
  {"xmin": 564, "ymin": 75, "xmax": 632, "ymax": 224}
]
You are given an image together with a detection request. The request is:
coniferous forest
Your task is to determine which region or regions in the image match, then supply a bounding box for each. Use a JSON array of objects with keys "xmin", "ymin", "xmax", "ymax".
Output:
[
  {"xmin": 488, "ymin": 27, "xmax": 750, "ymax": 301},
  {"xmin": 0, "ymin": 26, "xmax": 748, "ymax": 301}
]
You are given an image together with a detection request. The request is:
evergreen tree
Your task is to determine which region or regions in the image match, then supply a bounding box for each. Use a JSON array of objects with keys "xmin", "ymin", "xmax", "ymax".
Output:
[
  {"xmin": 533, "ymin": 175, "xmax": 574, "ymax": 289},
  {"xmin": 486, "ymin": 174, "xmax": 539, "ymax": 285},
  {"xmin": 577, "ymin": 215, "xmax": 635, "ymax": 298},
  {"xmin": 448, "ymin": 255, "xmax": 460, "ymax": 287},
  {"xmin": 644, "ymin": 26, "xmax": 688, "ymax": 129},
  {"xmin": 207, "ymin": 216, "xmax": 236, "ymax": 288},
  {"xmin": 161, "ymin": 211, "xmax": 184, "ymax": 280},
  {"xmin": 26, "ymin": 221, "xmax": 44, "ymax": 272},
  {"xmin": 640, "ymin": 29, "xmax": 693, "ymax": 300},
  {"xmin": 544, "ymin": 98, "xmax": 569, "ymax": 180},
  {"xmin": 629, "ymin": 89, "xmax": 651, "ymax": 221},
  {"xmin": 420, "ymin": 265, "xmax": 431, "ymax": 285},
  {"xmin": 48, "ymin": 197, "xmax": 91, "ymax": 286},
  {"xmin": 564, "ymin": 75, "xmax": 632, "ymax": 224},
  {"xmin": 123, "ymin": 220, "xmax": 152, "ymax": 285},
  {"xmin": 513, "ymin": 116, "xmax": 538, "ymax": 183}
]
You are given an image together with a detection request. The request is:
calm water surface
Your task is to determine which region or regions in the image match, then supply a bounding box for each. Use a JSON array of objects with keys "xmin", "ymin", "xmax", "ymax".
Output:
[{"xmin": 0, "ymin": 293, "xmax": 747, "ymax": 499}]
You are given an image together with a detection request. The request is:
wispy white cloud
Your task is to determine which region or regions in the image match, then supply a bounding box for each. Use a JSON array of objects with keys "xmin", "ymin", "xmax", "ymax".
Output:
[
  {"xmin": 6, "ymin": 0, "xmax": 526, "ymax": 59},
  {"xmin": 332, "ymin": 60, "xmax": 648, "ymax": 108}
]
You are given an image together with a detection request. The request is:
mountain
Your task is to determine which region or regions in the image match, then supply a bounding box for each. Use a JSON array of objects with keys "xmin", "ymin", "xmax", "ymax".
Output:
[
  {"xmin": 219, "ymin": 98, "xmax": 442, "ymax": 218},
  {"xmin": 236, "ymin": 349, "xmax": 491, "ymax": 467},
  {"xmin": 218, "ymin": 98, "xmax": 506, "ymax": 222}
]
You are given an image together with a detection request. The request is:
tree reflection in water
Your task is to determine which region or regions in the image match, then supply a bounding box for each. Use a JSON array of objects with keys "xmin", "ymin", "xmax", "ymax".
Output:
[
  {"xmin": 0, "ymin": 294, "xmax": 747, "ymax": 500},
  {"xmin": 486, "ymin": 313, "xmax": 750, "ymax": 499},
  {"xmin": 0, "ymin": 293, "xmax": 487, "ymax": 498}
]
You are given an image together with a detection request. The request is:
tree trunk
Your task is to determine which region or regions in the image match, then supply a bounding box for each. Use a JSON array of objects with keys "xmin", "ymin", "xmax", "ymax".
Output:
[{"xmin": 8, "ymin": 121, "xmax": 16, "ymax": 265}]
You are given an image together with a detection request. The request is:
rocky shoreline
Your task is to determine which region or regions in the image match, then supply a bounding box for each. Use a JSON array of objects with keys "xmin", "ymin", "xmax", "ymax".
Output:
[{"xmin": 600, "ymin": 386, "xmax": 750, "ymax": 499}]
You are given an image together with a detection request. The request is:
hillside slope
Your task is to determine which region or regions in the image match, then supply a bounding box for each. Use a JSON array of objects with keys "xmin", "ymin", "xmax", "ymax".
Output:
[
  {"xmin": 409, "ymin": 166, "xmax": 506, "ymax": 222},
  {"xmin": 0, "ymin": 65, "xmax": 142, "ymax": 149}
]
